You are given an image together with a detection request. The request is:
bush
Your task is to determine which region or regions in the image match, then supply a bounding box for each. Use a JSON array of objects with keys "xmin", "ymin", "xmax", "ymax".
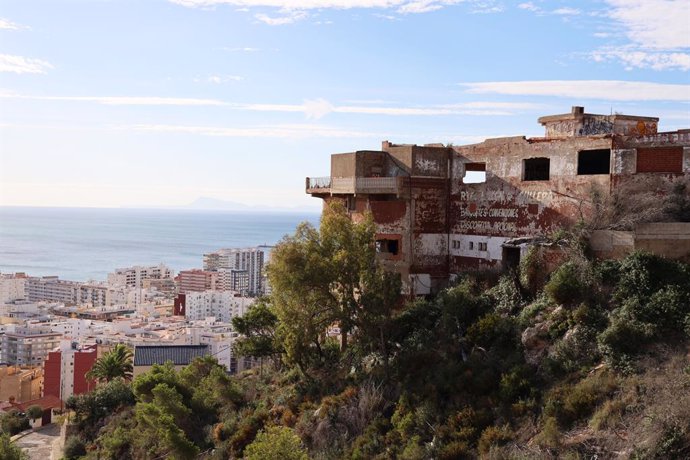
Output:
[
  {"xmin": 0, "ymin": 433, "xmax": 26, "ymax": 460},
  {"xmin": 544, "ymin": 371, "xmax": 617, "ymax": 427},
  {"xmin": 545, "ymin": 262, "xmax": 588, "ymax": 305},
  {"xmin": 519, "ymin": 246, "xmax": 548, "ymax": 297},
  {"xmin": 477, "ymin": 425, "xmax": 513, "ymax": 454},
  {"xmin": 534, "ymin": 416, "xmax": 560, "ymax": 448},
  {"xmin": 63, "ymin": 435, "xmax": 87, "ymax": 459},
  {"xmin": 244, "ymin": 426, "xmax": 308, "ymax": 460},
  {"xmin": 0, "ymin": 410, "xmax": 30, "ymax": 435}
]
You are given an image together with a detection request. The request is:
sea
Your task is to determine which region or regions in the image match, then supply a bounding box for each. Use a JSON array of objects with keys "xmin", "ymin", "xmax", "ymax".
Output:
[{"xmin": 0, "ymin": 207, "xmax": 320, "ymax": 282}]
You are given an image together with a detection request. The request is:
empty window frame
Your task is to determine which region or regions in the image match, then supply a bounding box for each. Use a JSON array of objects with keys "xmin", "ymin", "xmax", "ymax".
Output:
[
  {"xmin": 375, "ymin": 238, "xmax": 399, "ymax": 255},
  {"xmin": 523, "ymin": 158, "xmax": 550, "ymax": 181},
  {"xmin": 468, "ymin": 241, "xmax": 474, "ymax": 250},
  {"xmin": 478, "ymin": 242, "xmax": 488, "ymax": 251},
  {"xmin": 578, "ymin": 149, "xmax": 611, "ymax": 175},
  {"xmin": 463, "ymin": 162, "xmax": 487, "ymax": 184}
]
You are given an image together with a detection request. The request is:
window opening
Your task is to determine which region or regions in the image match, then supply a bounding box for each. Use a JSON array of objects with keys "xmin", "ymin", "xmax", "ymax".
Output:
[
  {"xmin": 478, "ymin": 242, "xmax": 488, "ymax": 251},
  {"xmin": 463, "ymin": 162, "xmax": 487, "ymax": 184},
  {"xmin": 578, "ymin": 149, "xmax": 610, "ymax": 175},
  {"xmin": 375, "ymin": 239, "xmax": 399, "ymax": 255},
  {"xmin": 468, "ymin": 241, "xmax": 474, "ymax": 250},
  {"xmin": 523, "ymin": 158, "xmax": 550, "ymax": 181}
]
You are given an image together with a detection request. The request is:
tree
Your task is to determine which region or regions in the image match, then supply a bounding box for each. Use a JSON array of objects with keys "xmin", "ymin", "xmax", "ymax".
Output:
[
  {"xmin": 0, "ymin": 433, "xmax": 26, "ymax": 460},
  {"xmin": 232, "ymin": 299, "xmax": 282, "ymax": 372},
  {"xmin": 243, "ymin": 426, "xmax": 308, "ymax": 460},
  {"xmin": 25, "ymin": 405, "xmax": 43, "ymax": 424},
  {"xmin": 267, "ymin": 201, "xmax": 400, "ymax": 378},
  {"xmin": 87, "ymin": 344, "xmax": 133, "ymax": 383}
]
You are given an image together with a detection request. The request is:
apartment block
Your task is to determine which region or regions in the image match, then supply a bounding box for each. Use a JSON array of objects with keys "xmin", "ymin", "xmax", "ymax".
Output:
[
  {"xmin": 203, "ymin": 246, "xmax": 271, "ymax": 296},
  {"xmin": 107, "ymin": 264, "xmax": 173, "ymax": 289},
  {"xmin": 0, "ymin": 273, "xmax": 27, "ymax": 303},
  {"xmin": 183, "ymin": 290, "xmax": 254, "ymax": 323},
  {"xmin": 43, "ymin": 341, "xmax": 97, "ymax": 402},
  {"xmin": 177, "ymin": 269, "xmax": 218, "ymax": 294},
  {"xmin": 25, "ymin": 276, "xmax": 79, "ymax": 304},
  {"xmin": 1, "ymin": 326, "xmax": 62, "ymax": 366}
]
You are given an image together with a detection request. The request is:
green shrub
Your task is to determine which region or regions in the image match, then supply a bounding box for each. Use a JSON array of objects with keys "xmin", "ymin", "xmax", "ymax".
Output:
[
  {"xmin": 589, "ymin": 399, "xmax": 626, "ymax": 431},
  {"xmin": 487, "ymin": 276, "xmax": 523, "ymax": 314},
  {"xmin": 498, "ymin": 366, "xmax": 532, "ymax": 404},
  {"xmin": 519, "ymin": 246, "xmax": 548, "ymax": 297},
  {"xmin": 0, "ymin": 410, "xmax": 30, "ymax": 435},
  {"xmin": 438, "ymin": 441, "xmax": 472, "ymax": 460},
  {"xmin": 63, "ymin": 435, "xmax": 87, "ymax": 460},
  {"xmin": 244, "ymin": 426, "xmax": 308, "ymax": 460},
  {"xmin": 477, "ymin": 425, "xmax": 513, "ymax": 454},
  {"xmin": 534, "ymin": 416, "xmax": 560, "ymax": 448},
  {"xmin": 545, "ymin": 262, "xmax": 588, "ymax": 305},
  {"xmin": 544, "ymin": 371, "xmax": 617, "ymax": 427}
]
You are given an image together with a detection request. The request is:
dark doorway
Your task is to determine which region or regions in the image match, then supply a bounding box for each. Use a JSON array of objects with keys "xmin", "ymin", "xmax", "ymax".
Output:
[
  {"xmin": 503, "ymin": 247, "xmax": 521, "ymax": 270},
  {"xmin": 578, "ymin": 149, "xmax": 611, "ymax": 175}
]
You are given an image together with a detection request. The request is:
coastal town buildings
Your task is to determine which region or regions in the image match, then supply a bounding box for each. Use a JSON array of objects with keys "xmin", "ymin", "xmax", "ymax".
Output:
[
  {"xmin": 203, "ymin": 246, "xmax": 272, "ymax": 296},
  {"xmin": 182, "ymin": 290, "xmax": 253, "ymax": 323},
  {"xmin": 0, "ymin": 326, "xmax": 62, "ymax": 366},
  {"xmin": 177, "ymin": 269, "xmax": 219, "ymax": 294},
  {"xmin": 42, "ymin": 341, "xmax": 97, "ymax": 402},
  {"xmin": 107, "ymin": 264, "xmax": 173, "ymax": 289},
  {"xmin": 307, "ymin": 106, "xmax": 690, "ymax": 294},
  {"xmin": 0, "ymin": 273, "xmax": 27, "ymax": 303}
]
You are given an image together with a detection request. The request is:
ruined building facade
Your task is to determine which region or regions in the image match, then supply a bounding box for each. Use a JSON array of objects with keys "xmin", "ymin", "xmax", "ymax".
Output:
[{"xmin": 307, "ymin": 107, "xmax": 690, "ymax": 295}]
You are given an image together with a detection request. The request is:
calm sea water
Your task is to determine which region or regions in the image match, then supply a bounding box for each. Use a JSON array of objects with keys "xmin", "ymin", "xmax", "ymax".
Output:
[{"xmin": 0, "ymin": 207, "xmax": 320, "ymax": 282}]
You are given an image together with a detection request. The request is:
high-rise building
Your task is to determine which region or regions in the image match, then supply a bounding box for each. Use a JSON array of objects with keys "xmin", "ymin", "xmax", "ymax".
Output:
[{"xmin": 203, "ymin": 246, "xmax": 272, "ymax": 296}]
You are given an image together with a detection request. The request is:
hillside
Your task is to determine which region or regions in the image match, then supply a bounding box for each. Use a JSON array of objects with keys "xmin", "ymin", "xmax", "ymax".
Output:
[{"xmin": 58, "ymin": 208, "xmax": 690, "ymax": 459}]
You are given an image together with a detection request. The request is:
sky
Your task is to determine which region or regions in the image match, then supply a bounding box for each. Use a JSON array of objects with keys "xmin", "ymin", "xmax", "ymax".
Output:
[{"xmin": 0, "ymin": 0, "xmax": 688, "ymax": 211}]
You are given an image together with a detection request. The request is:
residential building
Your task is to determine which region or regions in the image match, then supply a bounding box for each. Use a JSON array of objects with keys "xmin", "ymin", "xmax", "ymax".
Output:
[
  {"xmin": 203, "ymin": 246, "xmax": 272, "ymax": 296},
  {"xmin": 25, "ymin": 276, "xmax": 79, "ymax": 304},
  {"xmin": 177, "ymin": 269, "xmax": 218, "ymax": 294},
  {"xmin": 133, "ymin": 344, "xmax": 209, "ymax": 377},
  {"xmin": 183, "ymin": 290, "xmax": 253, "ymax": 323},
  {"xmin": 218, "ymin": 269, "xmax": 249, "ymax": 295},
  {"xmin": 107, "ymin": 264, "xmax": 173, "ymax": 289},
  {"xmin": 42, "ymin": 341, "xmax": 97, "ymax": 402},
  {"xmin": 0, "ymin": 273, "xmax": 27, "ymax": 303},
  {"xmin": 307, "ymin": 106, "xmax": 690, "ymax": 294},
  {"xmin": 0, "ymin": 326, "xmax": 62, "ymax": 366}
]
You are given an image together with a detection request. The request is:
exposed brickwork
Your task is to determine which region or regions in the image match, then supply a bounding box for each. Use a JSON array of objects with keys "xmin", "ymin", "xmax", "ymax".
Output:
[{"xmin": 636, "ymin": 147, "xmax": 683, "ymax": 173}]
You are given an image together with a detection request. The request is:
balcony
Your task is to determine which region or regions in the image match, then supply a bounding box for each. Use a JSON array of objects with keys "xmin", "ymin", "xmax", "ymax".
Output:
[{"xmin": 306, "ymin": 176, "xmax": 403, "ymax": 195}]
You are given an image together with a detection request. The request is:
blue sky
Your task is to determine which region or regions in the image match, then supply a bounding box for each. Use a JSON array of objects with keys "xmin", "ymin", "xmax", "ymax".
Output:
[{"xmin": 0, "ymin": 0, "xmax": 688, "ymax": 210}]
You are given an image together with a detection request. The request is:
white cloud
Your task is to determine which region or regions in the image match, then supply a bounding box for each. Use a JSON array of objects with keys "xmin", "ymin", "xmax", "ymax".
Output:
[
  {"xmin": 255, "ymin": 10, "xmax": 308, "ymax": 24},
  {"xmin": 518, "ymin": 2, "xmax": 540, "ymax": 12},
  {"xmin": 0, "ymin": 93, "xmax": 227, "ymax": 105},
  {"xmin": 463, "ymin": 80, "xmax": 690, "ymax": 102},
  {"xmin": 0, "ymin": 92, "xmax": 543, "ymax": 117},
  {"xmin": 552, "ymin": 7, "xmax": 579, "ymax": 15},
  {"xmin": 0, "ymin": 54, "xmax": 52, "ymax": 74},
  {"xmin": 605, "ymin": 0, "xmax": 689, "ymax": 50},
  {"xmin": 127, "ymin": 123, "xmax": 379, "ymax": 139},
  {"xmin": 222, "ymin": 46, "xmax": 260, "ymax": 52},
  {"xmin": 590, "ymin": 47, "xmax": 690, "ymax": 71},
  {"xmin": 0, "ymin": 18, "xmax": 27, "ymax": 30},
  {"xmin": 206, "ymin": 74, "xmax": 243, "ymax": 83}
]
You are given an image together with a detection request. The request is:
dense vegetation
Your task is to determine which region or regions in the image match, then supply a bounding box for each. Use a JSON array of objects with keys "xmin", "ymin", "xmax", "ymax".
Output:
[{"xmin": 60, "ymin": 204, "xmax": 690, "ymax": 459}]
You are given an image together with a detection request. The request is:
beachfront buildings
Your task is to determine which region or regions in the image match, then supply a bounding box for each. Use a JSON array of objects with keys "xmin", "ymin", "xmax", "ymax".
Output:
[
  {"xmin": 0, "ymin": 273, "xmax": 27, "ymax": 303},
  {"xmin": 180, "ymin": 290, "xmax": 253, "ymax": 323},
  {"xmin": 203, "ymin": 246, "xmax": 272, "ymax": 296},
  {"xmin": 307, "ymin": 106, "xmax": 690, "ymax": 294},
  {"xmin": 107, "ymin": 264, "xmax": 174, "ymax": 289}
]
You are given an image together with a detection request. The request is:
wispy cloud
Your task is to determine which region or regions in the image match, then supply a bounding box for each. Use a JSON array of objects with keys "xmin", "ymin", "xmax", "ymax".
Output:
[
  {"xmin": 0, "ymin": 54, "xmax": 52, "ymax": 74},
  {"xmin": 462, "ymin": 80, "xmax": 690, "ymax": 102},
  {"xmin": 0, "ymin": 18, "xmax": 27, "ymax": 30},
  {"xmin": 552, "ymin": 7, "xmax": 579, "ymax": 15},
  {"xmin": 126, "ymin": 123, "xmax": 379, "ymax": 139},
  {"xmin": 195, "ymin": 74, "xmax": 244, "ymax": 83},
  {"xmin": 585, "ymin": 1, "xmax": 690, "ymax": 71},
  {"xmin": 255, "ymin": 10, "xmax": 307, "ymax": 25},
  {"xmin": 590, "ymin": 47, "xmax": 690, "ymax": 71},
  {"xmin": 0, "ymin": 92, "xmax": 543, "ymax": 117},
  {"xmin": 222, "ymin": 46, "xmax": 260, "ymax": 52},
  {"xmin": 0, "ymin": 93, "xmax": 227, "ymax": 105}
]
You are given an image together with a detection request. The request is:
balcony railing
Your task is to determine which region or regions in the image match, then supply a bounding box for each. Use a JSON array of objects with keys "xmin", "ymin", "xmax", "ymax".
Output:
[{"xmin": 306, "ymin": 176, "xmax": 402, "ymax": 194}]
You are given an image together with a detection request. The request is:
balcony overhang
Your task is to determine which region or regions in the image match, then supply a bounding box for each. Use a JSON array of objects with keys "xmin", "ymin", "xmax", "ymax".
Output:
[{"xmin": 306, "ymin": 176, "xmax": 403, "ymax": 196}]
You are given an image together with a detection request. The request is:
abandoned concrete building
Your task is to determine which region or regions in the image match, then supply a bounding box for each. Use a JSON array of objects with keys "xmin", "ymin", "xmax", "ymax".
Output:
[{"xmin": 306, "ymin": 106, "xmax": 690, "ymax": 295}]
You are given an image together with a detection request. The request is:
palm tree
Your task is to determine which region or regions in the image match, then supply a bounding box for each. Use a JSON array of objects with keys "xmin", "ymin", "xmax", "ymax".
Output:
[{"xmin": 86, "ymin": 344, "xmax": 133, "ymax": 383}]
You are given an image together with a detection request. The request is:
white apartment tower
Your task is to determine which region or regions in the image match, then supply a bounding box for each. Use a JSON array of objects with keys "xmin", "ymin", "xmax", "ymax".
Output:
[
  {"xmin": 203, "ymin": 246, "xmax": 271, "ymax": 296},
  {"xmin": 184, "ymin": 291, "xmax": 254, "ymax": 323}
]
